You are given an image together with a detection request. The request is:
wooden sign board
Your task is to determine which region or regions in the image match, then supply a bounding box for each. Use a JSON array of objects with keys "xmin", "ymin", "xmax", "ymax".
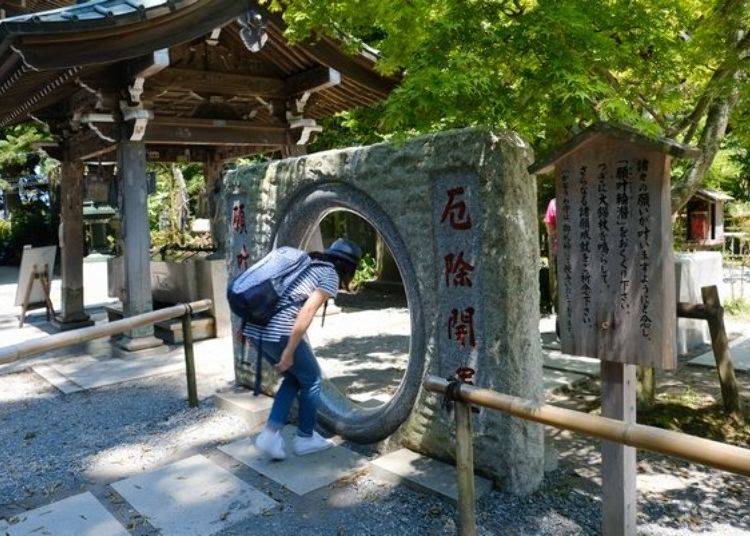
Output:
[
  {"xmin": 14, "ymin": 245, "xmax": 56, "ymax": 306},
  {"xmin": 533, "ymin": 124, "xmax": 699, "ymax": 370}
]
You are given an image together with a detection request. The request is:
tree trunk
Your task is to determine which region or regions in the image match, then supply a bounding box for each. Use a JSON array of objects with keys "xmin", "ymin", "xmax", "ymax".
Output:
[
  {"xmin": 671, "ymin": 91, "xmax": 739, "ymax": 216},
  {"xmin": 636, "ymin": 366, "xmax": 655, "ymax": 409}
]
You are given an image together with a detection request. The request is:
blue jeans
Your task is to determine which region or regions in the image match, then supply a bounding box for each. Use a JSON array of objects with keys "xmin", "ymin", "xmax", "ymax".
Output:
[{"xmin": 249, "ymin": 336, "xmax": 321, "ymax": 438}]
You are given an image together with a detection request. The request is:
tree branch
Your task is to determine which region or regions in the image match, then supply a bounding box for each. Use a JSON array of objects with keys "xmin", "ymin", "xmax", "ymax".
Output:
[{"xmin": 671, "ymin": 88, "xmax": 740, "ymax": 214}]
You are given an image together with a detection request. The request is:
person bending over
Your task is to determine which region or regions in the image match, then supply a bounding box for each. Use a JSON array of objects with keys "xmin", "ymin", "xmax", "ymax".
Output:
[{"xmin": 245, "ymin": 238, "xmax": 362, "ymax": 459}]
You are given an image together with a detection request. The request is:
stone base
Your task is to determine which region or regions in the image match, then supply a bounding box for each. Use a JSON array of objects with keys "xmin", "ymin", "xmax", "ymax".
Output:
[
  {"xmin": 371, "ymin": 448, "xmax": 493, "ymax": 503},
  {"xmin": 52, "ymin": 314, "xmax": 95, "ymax": 332},
  {"xmin": 215, "ymin": 388, "xmax": 273, "ymax": 429},
  {"xmin": 114, "ymin": 335, "xmax": 166, "ymax": 356}
]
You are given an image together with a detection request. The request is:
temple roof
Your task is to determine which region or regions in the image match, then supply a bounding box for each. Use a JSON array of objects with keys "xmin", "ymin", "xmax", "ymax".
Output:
[{"xmin": 0, "ymin": 0, "xmax": 398, "ymax": 159}]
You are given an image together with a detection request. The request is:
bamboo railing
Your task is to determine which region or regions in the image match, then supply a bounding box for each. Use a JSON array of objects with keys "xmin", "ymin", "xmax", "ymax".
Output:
[
  {"xmin": 424, "ymin": 374, "xmax": 750, "ymax": 536},
  {"xmin": 0, "ymin": 299, "xmax": 213, "ymax": 407}
]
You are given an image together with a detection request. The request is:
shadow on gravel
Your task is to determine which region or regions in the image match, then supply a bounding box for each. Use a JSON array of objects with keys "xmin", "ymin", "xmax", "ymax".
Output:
[{"xmin": 0, "ymin": 372, "xmax": 244, "ymax": 516}]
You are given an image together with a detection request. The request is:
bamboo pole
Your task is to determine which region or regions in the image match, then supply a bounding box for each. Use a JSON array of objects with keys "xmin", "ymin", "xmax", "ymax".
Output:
[
  {"xmin": 0, "ymin": 299, "xmax": 213, "ymax": 365},
  {"xmin": 424, "ymin": 376, "xmax": 750, "ymax": 477},
  {"xmin": 454, "ymin": 400, "xmax": 477, "ymax": 536},
  {"xmin": 181, "ymin": 309, "xmax": 199, "ymax": 408}
]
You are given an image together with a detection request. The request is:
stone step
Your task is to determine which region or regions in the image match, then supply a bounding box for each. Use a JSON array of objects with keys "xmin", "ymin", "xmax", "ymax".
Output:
[
  {"xmin": 218, "ymin": 426, "xmax": 369, "ymax": 496},
  {"xmin": 370, "ymin": 448, "xmax": 493, "ymax": 503},
  {"xmin": 111, "ymin": 454, "xmax": 276, "ymax": 536},
  {"xmin": 105, "ymin": 304, "xmax": 215, "ymax": 344},
  {"xmin": 31, "ymin": 364, "xmax": 84, "ymax": 394},
  {"xmin": 215, "ymin": 388, "xmax": 274, "ymax": 429},
  {"xmin": 154, "ymin": 315, "xmax": 215, "ymax": 344},
  {"xmin": 0, "ymin": 492, "xmax": 128, "ymax": 536}
]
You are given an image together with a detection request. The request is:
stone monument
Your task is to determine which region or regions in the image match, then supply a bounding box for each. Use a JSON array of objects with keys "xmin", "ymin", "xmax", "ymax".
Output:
[{"xmin": 224, "ymin": 127, "xmax": 544, "ymax": 493}]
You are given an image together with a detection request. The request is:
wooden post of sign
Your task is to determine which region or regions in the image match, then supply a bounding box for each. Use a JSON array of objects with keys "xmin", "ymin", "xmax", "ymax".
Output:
[
  {"xmin": 601, "ymin": 361, "xmax": 637, "ymax": 536},
  {"xmin": 454, "ymin": 400, "xmax": 477, "ymax": 536},
  {"xmin": 702, "ymin": 286, "xmax": 741, "ymax": 414},
  {"xmin": 531, "ymin": 123, "xmax": 701, "ymax": 536}
]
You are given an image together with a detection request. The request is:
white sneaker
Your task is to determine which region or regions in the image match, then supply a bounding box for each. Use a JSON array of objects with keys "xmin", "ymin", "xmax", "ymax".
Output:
[
  {"xmin": 255, "ymin": 428, "xmax": 286, "ymax": 460},
  {"xmin": 293, "ymin": 431, "xmax": 334, "ymax": 456}
]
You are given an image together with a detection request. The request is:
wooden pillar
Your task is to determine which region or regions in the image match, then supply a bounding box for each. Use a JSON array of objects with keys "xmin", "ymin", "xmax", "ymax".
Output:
[
  {"xmin": 53, "ymin": 148, "xmax": 93, "ymax": 330},
  {"xmin": 204, "ymin": 151, "xmax": 225, "ymax": 258},
  {"xmin": 115, "ymin": 136, "xmax": 162, "ymax": 351},
  {"xmin": 601, "ymin": 361, "xmax": 637, "ymax": 536}
]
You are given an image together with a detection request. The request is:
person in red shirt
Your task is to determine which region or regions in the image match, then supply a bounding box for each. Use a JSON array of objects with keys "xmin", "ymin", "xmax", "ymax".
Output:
[{"xmin": 543, "ymin": 199, "xmax": 559, "ymax": 337}]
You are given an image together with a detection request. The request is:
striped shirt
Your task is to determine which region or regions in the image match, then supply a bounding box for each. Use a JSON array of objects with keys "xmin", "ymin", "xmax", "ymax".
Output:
[{"xmin": 243, "ymin": 262, "xmax": 339, "ymax": 342}]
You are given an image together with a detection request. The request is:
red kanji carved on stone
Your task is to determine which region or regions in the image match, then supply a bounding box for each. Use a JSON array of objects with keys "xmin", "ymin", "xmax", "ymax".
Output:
[
  {"xmin": 448, "ymin": 307, "xmax": 476, "ymax": 348},
  {"xmin": 237, "ymin": 244, "xmax": 250, "ymax": 271},
  {"xmin": 232, "ymin": 201, "xmax": 247, "ymax": 234},
  {"xmin": 440, "ymin": 187, "xmax": 473, "ymax": 230},
  {"xmin": 444, "ymin": 251, "xmax": 475, "ymax": 287}
]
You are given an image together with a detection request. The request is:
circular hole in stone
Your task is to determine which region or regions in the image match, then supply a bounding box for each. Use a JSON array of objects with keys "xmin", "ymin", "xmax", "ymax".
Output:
[
  {"xmin": 273, "ymin": 181, "xmax": 426, "ymax": 442},
  {"xmin": 303, "ymin": 209, "xmax": 411, "ymax": 409}
]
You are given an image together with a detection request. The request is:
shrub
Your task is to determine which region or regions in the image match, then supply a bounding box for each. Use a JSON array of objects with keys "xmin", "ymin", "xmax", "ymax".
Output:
[{"xmin": 0, "ymin": 200, "xmax": 56, "ymax": 265}]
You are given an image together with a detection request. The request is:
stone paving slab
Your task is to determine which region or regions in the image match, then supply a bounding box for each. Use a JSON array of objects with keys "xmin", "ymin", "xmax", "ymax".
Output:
[
  {"xmin": 111, "ymin": 454, "xmax": 276, "ymax": 536},
  {"xmin": 689, "ymin": 335, "xmax": 750, "ymax": 371},
  {"xmin": 41, "ymin": 337, "xmax": 234, "ymax": 391},
  {"xmin": 370, "ymin": 448, "xmax": 492, "ymax": 503},
  {"xmin": 48, "ymin": 352, "xmax": 184, "ymax": 390},
  {"xmin": 218, "ymin": 426, "xmax": 369, "ymax": 495},
  {"xmin": 543, "ymin": 368, "xmax": 588, "ymax": 392},
  {"xmin": 0, "ymin": 492, "xmax": 128, "ymax": 536},
  {"xmin": 543, "ymin": 351, "xmax": 600, "ymax": 377},
  {"xmin": 31, "ymin": 364, "xmax": 85, "ymax": 394}
]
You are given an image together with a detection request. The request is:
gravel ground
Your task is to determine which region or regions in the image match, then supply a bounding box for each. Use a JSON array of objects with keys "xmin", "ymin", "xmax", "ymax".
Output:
[
  {"xmin": 2, "ymin": 368, "xmax": 748, "ymax": 535},
  {"xmin": 0, "ymin": 370, "xmax": 248, "ymax": 517},
  {"xmin": 1, "ymin": 294, "xmax": 749, "ymax": 534}
]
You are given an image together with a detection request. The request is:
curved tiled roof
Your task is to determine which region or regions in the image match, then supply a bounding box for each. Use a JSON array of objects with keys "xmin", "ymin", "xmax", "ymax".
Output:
[
  {"xmin": 2, "ymin": 0, "xmax": 200, "ymax": 30},
  {"xmin": 0, "ymin": 0, "xmax": 398, "ymax": 156}
]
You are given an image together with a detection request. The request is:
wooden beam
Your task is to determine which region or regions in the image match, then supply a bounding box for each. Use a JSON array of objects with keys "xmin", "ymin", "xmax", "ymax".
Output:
[
  {"xmin": 47, "ymin": 129, "xmax": 116, "ymax": 162},
  {"xmin": 285, "ymin": 66, "xmax": 341, "ymax": 96},
  {"xmin": 144, "ymin": 145, "xmax": 259, "ymax": 163},
  {"xmin": 145, "ymin": 117, "xmax": 288, "ymax": 147},
  {"xmin": 147, "ymin": 68, "xmax": 286, "ymax": 99}
]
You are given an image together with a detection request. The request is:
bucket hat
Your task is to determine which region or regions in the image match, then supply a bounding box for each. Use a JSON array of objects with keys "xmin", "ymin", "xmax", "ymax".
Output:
[{"xmin": 324, "ymin": 238, "xmax": 362, "ymax": 268}]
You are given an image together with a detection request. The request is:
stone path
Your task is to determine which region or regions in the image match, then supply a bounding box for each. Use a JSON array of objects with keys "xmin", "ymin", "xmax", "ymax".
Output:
[
  {"xmin": 0, "ymin": 492, "xmax": 129, "ymax": 536},
  {"xmin": 218, "ymin": 427, "xmax": 368, "ymax": 495},
  {"xmin": 689, "ymin": 334, "xmax": 750, "ymax": 371},
  {"xmin": 111, "ymin": 454, "xmax": 277, "ymax": 535},
  {"xmin": 33, "ymin": 337, "xmax": 233, "ymax": 392},
  {"xmin": 0, "ymin": 389, "xmax": 481, "ymax": 536}
]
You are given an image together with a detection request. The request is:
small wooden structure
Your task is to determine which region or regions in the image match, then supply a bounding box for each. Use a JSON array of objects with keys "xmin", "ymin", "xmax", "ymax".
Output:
[
  {"xmin": 683, "ymin": 188, "xmax": 732, "ymax": 248},
  {"xmin": 0, "ymin": 0, "xmax": 396, "ymax": 345},
  {"xmin": 531, "ymin": 122, "xmax": 700, "ymax": 536},
  {"xmin": 15, "ymin": 245, "xmax": 57, "ymax": 327}
]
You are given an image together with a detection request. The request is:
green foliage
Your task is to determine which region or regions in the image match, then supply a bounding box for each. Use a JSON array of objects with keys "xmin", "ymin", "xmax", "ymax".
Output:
[
  {"xmin": 0, "ymin": 200, "xmax": 56, "ymax": 265},
  {"xmin": 351, "ymin": 252, "xmax": 378, "ymax": 290},
  {"xmin": 0, "ymin": 124, "xmax": 51, "ymax": 177},
  {"xmin": 723, "ymin": 298, "xmax": 750, "ymax": 319},
  {"xmin": 0, "ymin": 218, "xmax": 10, "ymax": 245},
  {"xmin": 268, "ymin": 0, "xmax": 749, "ymax": 180},
  {"xmin": 148, "ymin": 163, "xmax": 211, "ymax": 250}
]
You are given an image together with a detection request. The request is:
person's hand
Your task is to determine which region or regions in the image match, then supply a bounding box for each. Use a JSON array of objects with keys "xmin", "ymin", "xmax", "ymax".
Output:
[{"xmin": 276, "ymin": 349, "xmax": 294, "ymax": 373}]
